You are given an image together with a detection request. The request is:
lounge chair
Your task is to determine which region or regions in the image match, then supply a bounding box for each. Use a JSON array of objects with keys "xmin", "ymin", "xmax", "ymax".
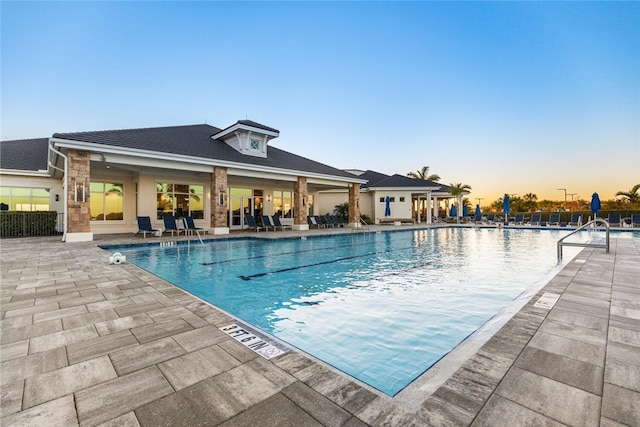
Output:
[
  {"xmin": 513, "ymin": 214, "xmax": 525, "ymax": 225},
  {"xmin": 314, "ymin": 216, "xmax": 326, "ymax": 228},
  {"xmin": 631, "ymin": 213, "xmax": 640, "ymax": 228},
  {"xmin": 530, "ymin": 213, "xmax": 542, "ymax": 226},
  {"xmin": 182, "ymin": 216, "xmax": 204, "ymax": 241},
  {"xmin": 332, "ymin": 215, "xmax": 346, "ymax": 227},
  {"xmin": 162, "ymin": 215, "xmax": 182, "ymax": 236},
  {"xmin": 473, "ymin": 212, "xmax": 483, "ymax": 224},
  {"xmin": 308, "ymin": 216, "xmax": 324, "ymax": 229},
  {"xmin": 271, "ymin": 215, "xmax": 292, "ymax": 231},
  {"xmin": 324, "ymin": 214, "xmax": 336, "ymax": 228},
  {"xmin": 307, "ymin": 216, "xmax": 315, "ymax": 228},
  {"xmin": 261, "ymin": 215, "xmax": 275, "ymax": 231},
  {"xmin": 136, "ymin": 216, "xmax": 161, "ymax": 238},
  {"xmin": 548, "ymin": 213, "xmax": 561, "ymax": 226},
  {"xmin": 607, "ymin": 213, "xmax": 622, "ymax": 227},
  {"xmin": 569, "ymin": 214, "xmax": 582, "ymax": 227},
  {"xmin": 244, "ymin": 215, "xmax": 265, "ymax": 232},
  {"xmin": 485, "ymin": 214, "xmax": 496, "ymax": 223}
]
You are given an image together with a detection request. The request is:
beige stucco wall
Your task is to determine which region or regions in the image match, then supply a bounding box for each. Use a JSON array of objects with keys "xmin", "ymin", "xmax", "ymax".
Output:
[{"xmin": 0, "ymin": 175, "xmax": 64, "ymax": 214}]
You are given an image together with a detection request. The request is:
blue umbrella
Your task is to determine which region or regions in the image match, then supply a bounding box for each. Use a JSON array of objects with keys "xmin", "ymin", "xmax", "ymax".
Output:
[
  {"xmin": 475, "ymin": 204, "xmax": 482, "ymax": 217},
  {"xmin": 463, "ymin": 204, "xmax": 468, "ymax": 217},
  {"xmin": 590, "ymin": 193, "xmax": 601, "ymax": 218},
  {"xmin": 503, "ymin": 195, "xmax": 511, "ymax": 217},
  {"xmin": 385, "ymin": 196, "xmax": 391, "ymax": 217},
  {"xmin": 450, "ymin": 204, "xmax": 457, "ymax": 218}
]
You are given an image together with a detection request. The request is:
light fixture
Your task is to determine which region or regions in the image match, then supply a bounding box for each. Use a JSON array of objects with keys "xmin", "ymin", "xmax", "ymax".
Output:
[
  {"xmin": 55, "ymin": 194, "xmax": 59, "ymax": 202},
  {"xmin": 302, "ymin": 197, "xmax": 306, "ymax": 207},
  {"xmin": 74, "ymin": 180, "xmax": 86, "ymax": 202},
  {"xmin": 218, "ymin": 186, "xmax": 227, "ymax": 207},
  {"xmin": 266, "ymin": 194, "xmax": 271, "ymax": 203}
]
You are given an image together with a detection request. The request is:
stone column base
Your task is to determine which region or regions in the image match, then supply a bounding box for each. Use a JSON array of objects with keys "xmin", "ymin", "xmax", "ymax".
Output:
[
  {"xmin": 292, "ymin": 224, "xmax": 309, "ymax": 231},
  {"xmin": 65, "ymin": 232, "xmax": 94, "ymax": 243},
  {"xmin": 211, "ymin": 227, "xmax": 229, "ymax": 235}
]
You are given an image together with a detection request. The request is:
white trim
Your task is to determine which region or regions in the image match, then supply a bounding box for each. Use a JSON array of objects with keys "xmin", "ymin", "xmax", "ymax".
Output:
[
  {"xmin": 212, "ymin": 123, "xmax": 279, "ymax": 140},
  {"xmin": 367, "ymin": 186, "xmax": 440, "ymax": 192},
  {"xmin": 0, "ymin": 168, "xmax": 51, "ymax": 177},
  {"xmin": 51, "ymin": 137, "xmax": 364, "ymax": 185}
]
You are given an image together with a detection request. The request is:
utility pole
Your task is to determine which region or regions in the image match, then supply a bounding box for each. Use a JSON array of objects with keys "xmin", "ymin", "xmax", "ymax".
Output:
[{"xmin": 556, "ymin": 188, "xmax": 567, "ymax": 210}]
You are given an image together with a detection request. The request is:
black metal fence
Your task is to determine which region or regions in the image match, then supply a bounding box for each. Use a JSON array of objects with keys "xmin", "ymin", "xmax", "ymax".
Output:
[{"xmin": 0, "ymin": 211, "xmax": 64, "ymax": 238}]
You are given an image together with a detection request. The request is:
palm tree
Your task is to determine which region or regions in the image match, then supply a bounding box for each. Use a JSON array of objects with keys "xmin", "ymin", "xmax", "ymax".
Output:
[
  {"xmin": 448, "ymin": 183, "xmax": 472, "ymax": 221},
  {"xmin": 615, "ymin": 184, "xmax": 640, "ymax": 205},
  {"xmin": 449, "ymin": 183, "xmax": 472, "ymax": 196},
  {"xmin": 407, "ymin": 166, "xmax": 440, "ymax": 182},
  {"xmin": 523, "ymin": 193, "xmax": 538, "ymax": 212}
]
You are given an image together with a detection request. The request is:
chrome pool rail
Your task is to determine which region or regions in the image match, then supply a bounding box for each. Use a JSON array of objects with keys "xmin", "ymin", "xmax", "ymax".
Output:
[{"xmin": 557, "ymin": 218, "xmax": 610, "ymax": 260}]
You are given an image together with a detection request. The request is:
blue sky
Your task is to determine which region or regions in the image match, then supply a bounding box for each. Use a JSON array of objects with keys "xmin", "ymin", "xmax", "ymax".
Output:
[{"xmin": 2, "ymin": 1, "xmax": 638, "ymax": 204}]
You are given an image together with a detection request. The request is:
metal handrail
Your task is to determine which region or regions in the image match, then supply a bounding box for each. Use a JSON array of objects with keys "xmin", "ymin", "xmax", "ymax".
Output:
[
  {"xmin": 557, "ymin": 218, "xmax": 610, "ymax": 259},
  {"xmin": 355, "ymin": 216, "xmax": 371, "ymax": 232}
]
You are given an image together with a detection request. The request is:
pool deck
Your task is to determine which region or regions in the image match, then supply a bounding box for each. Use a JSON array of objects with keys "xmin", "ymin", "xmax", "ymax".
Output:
[{"xmin": 1, "ymin": 226, "xmax": 638, "ymax": 426}]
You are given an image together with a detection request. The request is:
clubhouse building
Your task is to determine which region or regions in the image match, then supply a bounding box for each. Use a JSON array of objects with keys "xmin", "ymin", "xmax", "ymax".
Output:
[{"xmin": 0, "ymin": 120, "xmax": 462, "ymax": 242}]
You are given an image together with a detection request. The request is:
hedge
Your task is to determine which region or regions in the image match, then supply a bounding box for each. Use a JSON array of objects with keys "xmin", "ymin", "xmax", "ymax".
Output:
[{"xmin": 0, "ymin": 211, "xmax": 60, "ymax": 237}]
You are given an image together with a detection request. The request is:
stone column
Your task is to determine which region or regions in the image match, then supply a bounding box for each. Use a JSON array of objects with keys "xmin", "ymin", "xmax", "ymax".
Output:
[
  {"xmin": 348, "ymin": 183, "xmax": 361, "ymax": 227},
  {"xmin": 210, "ymin": 167, "xmax": 229, "ymax": 234},
  {"xmin": 293, "ymin": 177, "xmax": 309, "ymax": 231},
  {"xmin": 65, "ymin": 149, "xmax": 93, "ymax": 242},
  {"xmin": 425, "ymin": 191, "xmax": 432, "ymax": 224}
]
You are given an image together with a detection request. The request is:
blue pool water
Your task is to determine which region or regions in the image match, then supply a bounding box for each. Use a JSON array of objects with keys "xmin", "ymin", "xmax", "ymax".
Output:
[{"xmin": 113, "ymin": 228, "xmax": 583, "ymax": 396}]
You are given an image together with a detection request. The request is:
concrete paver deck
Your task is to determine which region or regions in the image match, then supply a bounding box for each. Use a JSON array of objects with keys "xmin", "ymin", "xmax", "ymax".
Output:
[{"xmin": 1, "ymin": 227, "xmax": 638, "ymax": 426}]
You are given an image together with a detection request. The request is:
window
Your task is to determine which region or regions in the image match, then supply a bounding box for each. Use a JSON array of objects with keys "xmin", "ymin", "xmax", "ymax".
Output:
[
  {"xmin": 156, "ymin": 183, "xmax": 204, "ymax": 220},
  {"xmin": 0, "ymin": 187, "xmax": 50, "ymax": 211},
  {"xmin": 380, "ymin": 196, "xmax": 395, "ymax": 203},
  {"xmin": 90, "ymin": 182, "xmax": 123, "ymax": 221},
  {"xmin": 399, "ymin": 197, "xmax": 405, "ymax": 202},
  {"xmin": 250, "ymin": 138, "xmax": 260, "ymax": 151},
  {"xmin": 273, "ymin": 190, "xmax": 293, "ymax": 218}
]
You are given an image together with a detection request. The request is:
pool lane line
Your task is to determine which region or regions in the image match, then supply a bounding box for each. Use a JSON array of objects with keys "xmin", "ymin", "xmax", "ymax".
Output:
[
  {"xmin": 200, "ymin": 233, "xmax": 426, "ymax": 266},
  {"xmin": 238, "ymin": 252, "xmax": 378, "ymax": 280},
  {"xmin": 238, "ymin": 247, "xmax": 434, "ymax": 281}
]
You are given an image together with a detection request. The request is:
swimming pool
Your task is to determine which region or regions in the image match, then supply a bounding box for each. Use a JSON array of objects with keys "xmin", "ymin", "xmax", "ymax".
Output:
[{"xmin": 113, "ymin": 227, "xmax": 582, "ymax": 396}]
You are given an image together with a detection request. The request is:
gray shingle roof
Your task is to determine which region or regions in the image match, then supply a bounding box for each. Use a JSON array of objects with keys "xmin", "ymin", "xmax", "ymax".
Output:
[
  {"xmin": 0, "ymin": 138, "xmax": 49, "ymax": 171},
  {"xmin": 359, "ymin": 170, "xmax": 443, "ymax": 190},
  {"xmin": 236, "ymin": 120, "xmax": 280, "ymax": 134},
  {"xmin": 51, "ymin": 123, "xmax": 356, "ymax": 179},
  {"xmin": 358, "ymin": 170, "xmax": 392, "ymax": 188}
]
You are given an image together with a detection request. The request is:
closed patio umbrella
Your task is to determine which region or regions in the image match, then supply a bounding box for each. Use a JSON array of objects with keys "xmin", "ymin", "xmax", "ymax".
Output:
[
  {"xmin": 463, "ymin": 204, "xmax": 468, "ymax": 217},
  {"xmin": 590, "ymin": 193, "xmax": 601, "ymax": 219},
  {"xmin": 385, "ymin": 196, "xmax": 391, "ymax": 217},
  {"xmin": 450, "ymin": 204, "xmax": 457, "ymax": 218},
  {"xmin": 475, "ymin": 204, "xmax": 481, "ymax": 218},
  {"xmin": 503, "ymin": 195, "xmax": 511, "ymax": 224}
]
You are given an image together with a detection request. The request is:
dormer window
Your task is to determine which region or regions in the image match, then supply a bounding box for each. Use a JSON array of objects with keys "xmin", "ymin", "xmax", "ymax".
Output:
[{"xmin": 211, "ymin": 120, "xmax": 280, "ymax": 159}]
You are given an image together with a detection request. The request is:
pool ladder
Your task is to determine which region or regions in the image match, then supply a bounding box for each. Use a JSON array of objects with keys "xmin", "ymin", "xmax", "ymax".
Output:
[
  {"xmin": 557, "ymin": 218, "xmax": 610, "ymax": 260},
  {"xmin": 355, "ymin": 217, "xmax": 371, "ymax": 233}
]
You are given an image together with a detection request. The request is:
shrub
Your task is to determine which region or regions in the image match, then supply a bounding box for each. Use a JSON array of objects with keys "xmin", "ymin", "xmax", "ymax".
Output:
[{"xmin": 0, "ymin": 211, "xmax": 59, "ymax": 237}]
